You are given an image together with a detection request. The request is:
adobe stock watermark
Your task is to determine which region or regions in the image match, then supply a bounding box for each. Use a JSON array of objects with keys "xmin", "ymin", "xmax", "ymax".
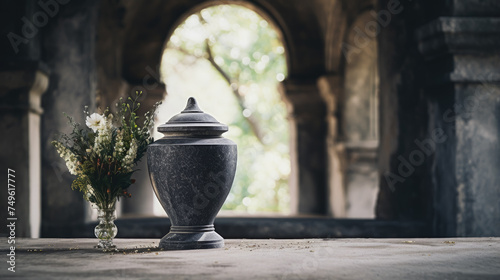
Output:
[
  {"xmin": 133, "ymin": 65, "xmax": 163, "ymax": 94},
  {"xmin": 7, "ymin": 168, "xmax": 17, "ymax": 273},
  {"xmin": 342, "ymin": 0, "xmax": 412, "ymax": 63},
  {"xmin": 177, "ymin": 170, "xmax": 229, "ymax": 216},
  {"xmin": 384, "ymin": 127, "xmax": 448, "ymax": 192},
  {"xmin": 7, "ymin": 0, "xmax": 70, "ymax": 54}
]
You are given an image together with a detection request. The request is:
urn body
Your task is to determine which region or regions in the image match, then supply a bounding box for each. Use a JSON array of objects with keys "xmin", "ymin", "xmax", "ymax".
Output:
[{"xmin": 147, "ymin": 98, "xmax": 237, "ymax": 250}]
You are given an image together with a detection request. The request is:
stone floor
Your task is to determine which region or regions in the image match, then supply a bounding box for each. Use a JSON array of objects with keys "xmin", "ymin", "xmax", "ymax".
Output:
[{"xmin": 2, "ymin": 238, "xmax": 499, "ymax": 279}]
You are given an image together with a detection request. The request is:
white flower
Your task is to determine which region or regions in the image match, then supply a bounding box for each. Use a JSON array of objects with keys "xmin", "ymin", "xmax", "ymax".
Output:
[
  {"xmin": 113, "ymin": 129, "xmax": 124, "ymax": 159},
  {"xmin": 53, "ymin": 141, "xmax": 79, "ymax": 175},
  {"xmin": 86, "ymin": 113, "xmax": 105, "ymax": 132},
  {"xmin": 122, "ymin": 138, "xmax": 138, "ymax": 172},
  {"xmin": 93, "ymin": 114, "xmax": 114, "ymax": 157}
]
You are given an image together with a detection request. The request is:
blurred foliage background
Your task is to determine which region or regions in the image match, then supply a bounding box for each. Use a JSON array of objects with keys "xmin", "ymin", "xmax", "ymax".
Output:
[{"xmin": 154, "ymin": 5, "xmax": 290, "ymax": 214}]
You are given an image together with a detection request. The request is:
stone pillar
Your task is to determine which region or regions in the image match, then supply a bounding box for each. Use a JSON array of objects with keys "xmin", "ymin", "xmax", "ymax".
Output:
[
  {"xmin": 377, "ymin": 0, "xmax": 500, "ymax": 236},
  {"xmin": 0, "ymin": 0, "xmax": 50, "ymax": 238},
  {"xmin": 375, "ymin": 0, "xmax": 433, "ymax": 224},
  {"xmin": 317, "ymin": 75, "xmax": 346, "ymax": 217},
  {"xmin": 282, "ymin": 79, "xmax": 328, "ymax": 215},
  {"xmin": 416, "ymin": 14, "xmax": 500, "ymax": 236},
  {"xmin": 0, "ymin": 62, "xmax": 48, "ymax": 237},
  {"xmin": 40, "ymin": 0, "xmax": 99, "ymax": 237}
]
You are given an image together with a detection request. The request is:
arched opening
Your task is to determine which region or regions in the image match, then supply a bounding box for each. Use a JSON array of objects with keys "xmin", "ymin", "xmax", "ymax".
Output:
[{"xmin": 153, "ymin": 4, "xmax": 291, "ymax": 215}]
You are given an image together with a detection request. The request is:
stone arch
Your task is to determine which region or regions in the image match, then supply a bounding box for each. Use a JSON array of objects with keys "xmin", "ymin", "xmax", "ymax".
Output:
[
  {"xmin": 107, "ymin": 0, "xmax": 326, "ymax": 93},
  {"xmin": 156, "ymin": 3, "xmax": 292, "ymax": 214},
  {"xmin": 96, "ymin": 0, "xmax": 327, "ymax": 117},
  {"xmin": 338, "ymin": 3, "xmax": 377, "ymax": 76},
  {"xmin": 95, "ymin": 0, "xmax": 329, "ymax": 215},
  {"xmin": 158, "ymin": 1, "xmax": 293, "ymax": 76},
  {"xmin": 324, "ymin": 0, "xmax": 349, "ymax": 74}
]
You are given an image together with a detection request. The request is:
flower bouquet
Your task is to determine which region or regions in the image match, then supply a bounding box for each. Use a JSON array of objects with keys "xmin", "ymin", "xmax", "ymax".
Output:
[{"xmin": 52, "ymin": 91, "xmax": 160, "ymax": 249}]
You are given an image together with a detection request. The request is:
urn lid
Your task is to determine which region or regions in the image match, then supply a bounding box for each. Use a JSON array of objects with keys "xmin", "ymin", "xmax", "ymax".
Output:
[{"xmin": 157, "ymin": 97, "xmax": 228, "ymax": 136}]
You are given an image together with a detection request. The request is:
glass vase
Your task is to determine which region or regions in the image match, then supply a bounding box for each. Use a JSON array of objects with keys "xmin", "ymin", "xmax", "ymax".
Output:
[{"xmin": 94, "ymin": 203, "xmax": 118, "ymax": 250}]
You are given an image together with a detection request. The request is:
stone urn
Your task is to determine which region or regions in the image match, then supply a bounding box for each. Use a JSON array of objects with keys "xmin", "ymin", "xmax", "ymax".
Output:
[{"xmin": 147, "ymin": 97, "xmax": 237, "ymax": 250}]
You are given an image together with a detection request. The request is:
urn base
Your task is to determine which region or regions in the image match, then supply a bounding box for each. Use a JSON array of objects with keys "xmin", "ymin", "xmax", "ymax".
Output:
[{"xmin": 159, "ymin": 225, "xmax": 224, "ymax": 250}]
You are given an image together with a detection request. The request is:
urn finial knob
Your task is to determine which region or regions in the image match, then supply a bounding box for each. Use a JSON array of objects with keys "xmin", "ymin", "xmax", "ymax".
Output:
[
  {"xmin": 182, "ymin": 97, "xmax": 202, "ymax": 113},
  {"xmin": 157, "ymin": 97, "xmax": 228, "ymax": 135}
]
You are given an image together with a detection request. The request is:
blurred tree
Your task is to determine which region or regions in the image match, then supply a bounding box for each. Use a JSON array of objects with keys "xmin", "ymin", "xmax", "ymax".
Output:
[{"xmin": 160, "ymin": 5, "xmax": 290, "ymax": 213}]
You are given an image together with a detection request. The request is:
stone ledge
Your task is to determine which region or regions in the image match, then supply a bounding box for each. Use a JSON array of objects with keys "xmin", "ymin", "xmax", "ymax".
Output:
[
  {"xmin": 85, "ymin": 217, "xmax": 427, "ymax": 239},
  {"xmin": 36, "ymin": 217, "xmax": 429, "ymax": 239}
]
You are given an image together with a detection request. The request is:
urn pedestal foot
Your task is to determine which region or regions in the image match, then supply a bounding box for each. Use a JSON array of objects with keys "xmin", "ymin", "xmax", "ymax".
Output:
[{"xmin": 159, "ymin": 225, "xmax": 224, "ymax": 250}]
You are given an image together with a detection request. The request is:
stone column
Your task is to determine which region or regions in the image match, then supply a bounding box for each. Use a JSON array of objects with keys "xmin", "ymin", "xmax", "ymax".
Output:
[
  {"xmin": 376, "ymin": 0, "xmax": 435, "ymax": 225},
  {"xmin": 281, "ymin": 79, "xmax": 328, "ymax": 215},
  {"xmin": 0, "ymin": 0, "xmax": 50, "ymax": 238},
  {"xmin": 317, "ymin": 75, "xmax": 346, "ymax": 217},
  {"xmin": 40, "ymin": 0, "xmax": 99, "ymax": 237},
  {"xmin": 416, "ymin": 14, "xmax": 500, "ymax": 236},
  {"xmin": 0, "ymin": 62, "xmax": 48, "ymax": 237},
  {"xmin": 377, "ymin": 0, "xmax": 500, "ymax": 236}
]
